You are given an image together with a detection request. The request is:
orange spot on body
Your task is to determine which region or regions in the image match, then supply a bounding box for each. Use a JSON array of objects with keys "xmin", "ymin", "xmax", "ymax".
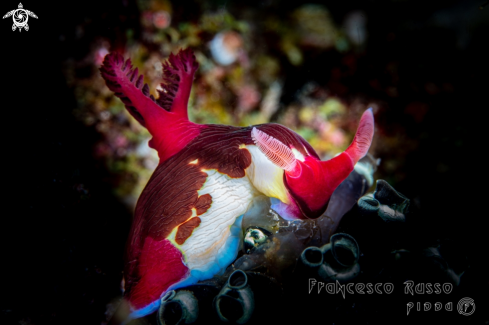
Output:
[
  {"xmin": 175, "ymin": 217, "xmax": 202, "ymax": 245},
  {"xmin": 195, "ymin": 194, "xmax": 212, "ymax": 215}
]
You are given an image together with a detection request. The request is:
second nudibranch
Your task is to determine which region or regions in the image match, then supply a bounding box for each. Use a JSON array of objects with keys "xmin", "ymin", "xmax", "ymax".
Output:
[{"xmin": 101, "ymin": 49, "xmax": 374, "ymax": 323}]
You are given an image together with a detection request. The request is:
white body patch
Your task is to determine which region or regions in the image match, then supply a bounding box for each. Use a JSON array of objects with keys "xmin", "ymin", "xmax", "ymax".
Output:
[
  {"xmin": 180, "ymin": 169, "xmax": 257, "ymax": 276},
  {"xmin": 170, "ymin": 145, "xmax": 291, "ymax": 282},
  {"xmin": 245, "ymin": 145, "xmax": 290, "ymax": 204},
  {"xmin": 292, "ymin": 148, "xmax": 305, "ymax": 161}
]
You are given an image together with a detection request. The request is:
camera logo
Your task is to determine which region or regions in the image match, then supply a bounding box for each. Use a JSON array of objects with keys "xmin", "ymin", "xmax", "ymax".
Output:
[{"xmin": 457, "ymin": 297, "xmax": 475, "ymax": 316}]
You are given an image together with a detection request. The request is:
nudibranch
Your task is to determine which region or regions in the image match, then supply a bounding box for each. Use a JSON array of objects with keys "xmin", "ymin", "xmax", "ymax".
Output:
[{"xmin": 100, "ymin": 49, "xmax": 374, "ymax": 323}]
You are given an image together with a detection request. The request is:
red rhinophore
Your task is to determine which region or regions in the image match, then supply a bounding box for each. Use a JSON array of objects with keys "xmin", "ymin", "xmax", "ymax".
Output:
[
  {"xmin": 100, "ymin": 48, "xmax": 204, "ymax": 163},
  {"xmin": 251, "ymin": 127, "xmax": 298, "ymax": 173}
]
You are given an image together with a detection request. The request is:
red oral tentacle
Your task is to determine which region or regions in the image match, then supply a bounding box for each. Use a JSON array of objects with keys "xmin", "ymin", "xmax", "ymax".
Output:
[
  {"xmin": 319, "ymin": 108, "xmax": 374, "ymax": 194},
  {"xmin": 316, "ymin": 108, "xmax": 374, "ymax": 195},
  {"xmin": 284, "ymin": 157, "xmax": 329, "ymax": 218},
  {"xmin": 316, "ymin": 108, "xmax": 374, "ymax": 204},
  {"xmin": 344, "ymin": 108, "xmax": 375, "ymax": 164},
  {"xmin": 318, "ymin": 151, "xmax": 355, "ymax": 199},
  {"xmin": 285, "ymin": 109, "xmax": 374, "ymax": 219}
]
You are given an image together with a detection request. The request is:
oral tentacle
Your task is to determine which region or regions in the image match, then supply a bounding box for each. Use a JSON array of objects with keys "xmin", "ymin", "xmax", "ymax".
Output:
[
  {"xmin": 344, "ymin": 108, "xmax": 375, "ymax": 164},
  {"xmin": 284, "ymin": 109, "xmax": 375, "ymax": 219},
  {"xmin": 319, "ymin": 108, "xmax": 375, "ymax": 197}
]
